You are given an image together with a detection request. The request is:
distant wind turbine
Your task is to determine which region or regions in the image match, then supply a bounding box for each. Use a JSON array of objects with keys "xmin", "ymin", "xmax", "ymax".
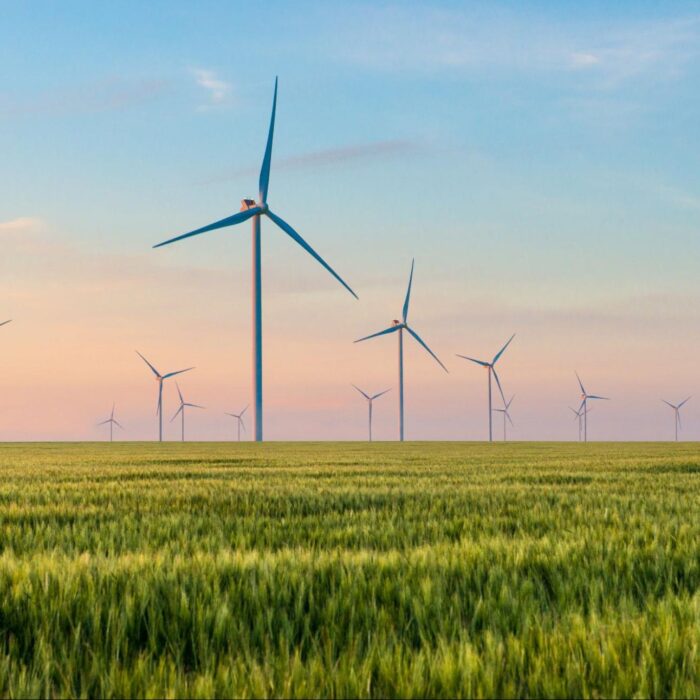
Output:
[
  {"xmin": 225, "ymin": 406, "xmax": 248, "ymax": 442},
  {"xmin": 171, "ymin": 382, "xmax": 204, "ymax": 442},
  {"xmin": 136, "ymin": 352, "xmax": 194, "ymax": 442},
  {"xmin": 492, "ymin": 395, "xmax": 514, "ymax": 441},
  {"xmin": 662, "ymin": 397, "xmax": 690, "ymax": 442},
  {"xmin": 355, "ymin": 260, "xmax": 447, "ymax": 441},
  {"xmin": 576, "ymin": 373, "xmax": 609, "ymax": 442},
  {"xmin": 352, "ymin": 385, "xmax": 390, "ymax": 441},
  {"xmin": 569, "ymin": 405, "xmax": 592, "ymax": 442},
  {"xmin": 97, "ymin": 403, "xmax": 123, "ymax": 442},
  {"xmin": 153, "ymin": 78, "xmax": 357, "ymax": 442},
  {"xmin": 0, "ymin": 320, "xmax": 11, "ymax": 328},
  {"xmin": 457, "ymin": 335, "xmax": 515, "ymax": 442}
]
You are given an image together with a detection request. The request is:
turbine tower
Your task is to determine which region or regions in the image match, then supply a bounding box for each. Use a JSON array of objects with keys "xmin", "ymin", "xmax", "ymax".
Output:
[
  {"xmin": 354, "ymin": 260, "xmax": 447, "ymax": 441},
  {"xmin": 662, "ymin": 397, "xmax": 690, "ymax": 442},
  {"xmin": 225, "ymin": 406, "xmax": 248, "ymax": 442},
  {"xmin": 569, "ymin": 405, "xmax": 592, "ymax": 442},
  {"xmin": 136, "ymin": 352, "xmax": 194, "ymax": 442},
  {"xmin": 352, "ymin": 385, "xmax": 390, "ymax": 441},
  {"xmin": 171, "ymin": 382, "xmax": 204, "ymax": 442},
  {"xmin": 97, "ymin": 403, "xmax": 123, "ymax": 442},
  {"xmin": 153, "ymin": 78, "xmax": 357, "ymax": 442},
  {"xmin": 576, "ymin": 372, "xmax": 609, "ymax": 442},
  {"xmin": 492, "ymin": 395, "xmax": 514, "ymax": 441},
  {"xmin": 457, "ymin": 335, "xmax": 515, "ymax": 442}
]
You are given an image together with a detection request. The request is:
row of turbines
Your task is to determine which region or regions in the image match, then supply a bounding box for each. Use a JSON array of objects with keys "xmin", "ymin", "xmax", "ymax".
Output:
[
  {"xmin": 1, "ymin": 79, "xmax": 693, "ymax": 443},
  {"xmin": 0, "ymin": 317, "xmax": 692, "ymax": 442}
]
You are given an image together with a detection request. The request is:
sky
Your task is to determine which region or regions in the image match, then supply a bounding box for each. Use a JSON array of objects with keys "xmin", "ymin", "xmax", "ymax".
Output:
[{"xmin": 2, "ymin": 0, "xmax": 700, "ymax": 441}]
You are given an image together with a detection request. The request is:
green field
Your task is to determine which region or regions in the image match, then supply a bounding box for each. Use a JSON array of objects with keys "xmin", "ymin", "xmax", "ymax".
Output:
[{"xmin": 0, "ymin": 442, "xmax": 698, "ymax": 698}]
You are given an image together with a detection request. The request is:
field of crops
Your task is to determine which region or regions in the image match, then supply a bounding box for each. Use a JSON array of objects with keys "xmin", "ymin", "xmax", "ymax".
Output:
[{"xmin": 0, "ymin": 441, "xmax": 698, "ymax": 698}]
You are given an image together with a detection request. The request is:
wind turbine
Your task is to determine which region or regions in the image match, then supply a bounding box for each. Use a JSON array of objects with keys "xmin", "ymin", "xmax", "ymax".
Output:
[
  {"xmin": 457, "ymin": 335, "xmax": 515, "ymax": 442},
  {"xmin": 171, "ymin": 382, "xmax": 204, "ymax": 442},
  {"xmin": 576, "ymin": 372, "xmax": 609, "ymax": 442},
  {"xmin": 352, "ymin": 385, "xmax": 390, "ymax": 441},
  {"xmin": 662, "ymin": 397, "xmax": 690, "ymax": 442},
  {"xmin": 492, "ymin": 395, "xmax": 514, "ymax": 441},
  {"xmin": 136, "ymin": 352, "xmax": 194, "ymax": 442},
  {"xmin": 153, "ymin": 78, "xmax": 357, "ymax": 442},
  {"xmin": 569, "ymin": 405, "xmax": 592, "ymax": 442},
  {"xmin": 354, "ymin": 260, "xmax": 447, "ymax": 441},
  {"xmin": 97, "ymin": 403, "xmax": 123, "ymax": 442},
  {"xmin": 225, "ymin": 406, "xmax": 248, "ymax": 442}
]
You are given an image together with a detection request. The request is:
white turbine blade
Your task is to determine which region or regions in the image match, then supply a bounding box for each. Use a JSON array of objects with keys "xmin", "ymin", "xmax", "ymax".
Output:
[
  {"xmin": 456, "ymin": 354, "xmax": 490, "ymax": 368},
  {"xmin": 506, "ymin": 412, "xmax": 514, "ymax": 427},
  {"xmin": 575, "ymin": 372, "xmax": 586, "ymax": 395},
  {"xmin": 352, "ymin": 384, "xmax": 371, "ymax": 400},
  {"xmin": 175, "ymin": 382, "xmax": 184, "ymax": 405},
  {"xmin": 402, "ymin": 259, "xmax": 415, "ymax": 323},
  {"xmin": 239, "ymin": 417, "xmax": 247, "ymax": 433},
  {"xmin": 0, "ymin": 319, "xmax": 11, "ymax": 327},
  {"xmin": 587, "ymin": 394, "xmax": 609, "ymax": 401},
  {"xmin": 153, "ymin": 207, "xmax": 261, "ymax": 249},
  {"xmin": 136, "ymin": 351, "xmax": 161, "ymax": 378},
  {"xmin": 355, "ymin": 325, "xmax": 401, "ymax": 343},
  {"xmin": 258, "ymin": 77, "xmax": 278, "ymax": 204},
  {"xmin": 163, "ymin": 367, "xmax": 195, "ymax": 380},
  {"xmin": 97, "ymin": 419, "xmax": 111, "ymax": 426},
  {"xmin": 114, "ymin": 420, "xmax": 125, "ymax": 430},
  {"xmin": 406, "ymin": 326, "xmax": 448, "ymax": 372},
  {"xmin": 662, "ymin": 399, "xmax": 675, "ymax": 409},
  {"xmin": 506, "ymin": 395, "xmax": 515, "ymax": 409},
  {"xmin": 677, "ymin": 410, "xmax": 682, "ymax": 430},
  {"xmin": 678, "ymin": 396, "xmax": 692, "ymax": 408},
  {"xmin": 569, "ymin": 407, "xmax": 580, "ymax": 418},
  {"xmin": 186, "ymin": 403, "xmax": 205, "ymax": 410},
  {"xmin": 224, "ymin": 413, "xmax": 237, "ymax": 418},
  {"xmin": 492, "ymin": 333, "xmax": 515, "ymax": 365},
  {"xmin": 111, "ymin": 403, "xmax": 115, "ymax": 420},
  {"xmin": 371, "ymin": 388, "xmax": 391, "ymax": 400},
  {"xmin": 170, "ymin": 405, "xmax": 183, "ymax": 422},
  {"xmin": 240, "ymin": 405, "xmax": 249, "ymax": 417},
  {"xmin": 492, "ymin": 367, "xmax": 507, "ymax": 406},
  {"xmin": 266, "ymin": 209, "xmax": 358, "ymax": 299}
]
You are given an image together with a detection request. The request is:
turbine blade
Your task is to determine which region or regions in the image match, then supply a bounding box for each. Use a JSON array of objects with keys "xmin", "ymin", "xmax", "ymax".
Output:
[
  {"xmin": 176, "ymin": 382, "xmax": 184, "ymax": 404},
  {"xmin": 170, "ymin": 405, "xmax": 183, "ymax": 422},
  {"xmin": 187, "ymin": 403, "xmax": 205, "ymax": 409},
  {"xmin": 492, "ymin": 333, "xmax": 515, "ymax": 365},
  {"xmin": 240, "ymin": 405, "xmax": 249, "ymax": 417},
  {"xmin": 352, "ymin": 384, "xmax": 371, "ymax": 400},
  {"xmin": 266, "ymin": 209, "xmax": 358, "ymax": 299},
  {"xmin": 587, "ymin": 395, "xmax": 609, "ymax": 401},
  {"xmin": 371, "ymin": 388, "xmax": 391, "ymax": 400},
  {"xmin": 114, "ymin": 420, "xmax": 125, "ymax": 430},
  {"xmin": 662, "ymin": 400, "xmax": 675, "ymax": 409},
  {"xmin": 679, "ymin": 396, "xmax": 692, "ymax": 408},
  {"xmin": 492, "ymin": 367, "xmax": 507, "ymax": 406},
  {"xmin": 97, "ymin": 419, "xmax": 111, "ymax": 426},
  {"xmin": 506, "ymin": 395, "xmax": 515, "ymax": 409},
  {"xmin": 569, "ymin": 407, "xmax": 580, "ymax": 418},
  {"xmin": 355, "ymin": 325, "xmax": 401, "ymax": 343},
  {"xmin": 575, "ymin": 371, "xmax": 586, "ymax": 395},
  {"xmin": 406, "ymin": 326, "xmax": 448, "ymax": 372},
  {"xmin": 402, "ymin": 259, "xmax": 414, "ymax": 323},
  {"xmin": 153, "ymin": 208, "xmax": 261, "ymax": 249},
  {"xmin": 506, "ymin": 412, "xmax": 514, "ymax": 427},
  {"xmin": 455, "ymin": 354, "xmax": 490, "ymax": 367},
  {"xmin": 259, "ymin": 77, "xmax": 278, "ymax": 204},
  {"xmin": 136, "ymin": 351, "xmax": 161, "ymax": 378},
  {"xmin": 240, "ymin": 419, "xmax": 246, "ymax": 433},
  {"xmin": 163, "ymin": 367, "xmax": 195, "ymax": 380},
  {"xmin": 0, "ymin": 319, "xmax": 12, "ymax": 327},
  {"xmin": 677, "ymin": 410, "xmax": 682, "ymax": 430}
]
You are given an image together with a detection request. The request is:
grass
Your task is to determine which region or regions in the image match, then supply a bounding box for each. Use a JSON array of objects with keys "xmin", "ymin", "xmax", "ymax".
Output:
[{"xmin": 0, "ymin": 441, "xmax": 698, "ymax": 698}]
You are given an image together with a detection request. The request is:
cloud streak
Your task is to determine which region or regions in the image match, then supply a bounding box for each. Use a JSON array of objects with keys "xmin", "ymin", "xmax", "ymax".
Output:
[
  {"xmin": 191, "ymin": 68, "xmax": 232, "ymax": 110},
  {"xmin": 201, "ymin": 138, "xmax": 423, "ymax": 184}
]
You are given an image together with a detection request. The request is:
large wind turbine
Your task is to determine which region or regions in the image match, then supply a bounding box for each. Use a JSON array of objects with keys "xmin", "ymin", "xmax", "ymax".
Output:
[
  {"xmin": 492, "ymin": 395, "xmax": 514, "ymax": 441},
  {"xmin": 354, "ymin": 260, "xmax": 447, "ymax": 441},
  {"xmin": 136, "ymin": 352, "xmax": 194, "ymax": 442},
  {"xmin": 662, "ymin": 397, "xmax": 690, "ymax": 442},
  {"xmin": 352, "ymin": 385, "xmax": 390, "ymax": 441},
  {"xmin": 225, "ymin": 406, "xmax": 248, "ymax": 442},
  {"xmin": 153, "ymin": 78, "xmax": 357, "ymax": 442},
  {"xmin": 569, "ymin": 405, "xmax": 592, "ymax": 442},
  {"xmin": 457, "ymin": 335, "xmax": 515, "ymax": 442},
  {"xmin": 171, "ymin": 382, "xmax": 204, "ymax": 442},
  {"xmin": 576, "ymin": 373, "xmax": 609, "ymax": 442},
  {"xmin": 97, "ymin": 403, "xmax": 123, "ymax": 442}
]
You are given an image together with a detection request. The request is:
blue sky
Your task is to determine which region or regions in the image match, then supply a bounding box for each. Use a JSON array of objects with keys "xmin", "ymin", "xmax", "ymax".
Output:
[{"xmin": 2, "ymin": 1, "xmax": 700, "ymax": 440}]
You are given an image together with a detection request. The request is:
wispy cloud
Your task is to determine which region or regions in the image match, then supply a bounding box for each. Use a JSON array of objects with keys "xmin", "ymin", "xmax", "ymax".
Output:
[
  {"xmin": 327, "ymin": 5, "xmax": 700, "ymax": 88},
  {"xmin": 190, "ymin": 68, "xmax": 232, "ymax": 110},
  {"xmin": 0, "ymin": 78, "xmax": 168, "ymax": 118},
  {"xmin": 0, "ymin": 217, "xmax": 45, "ymax": 234},
  {"xmin": 201, "ymin": 138, "xmax": 423, "ymax": 184}
]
